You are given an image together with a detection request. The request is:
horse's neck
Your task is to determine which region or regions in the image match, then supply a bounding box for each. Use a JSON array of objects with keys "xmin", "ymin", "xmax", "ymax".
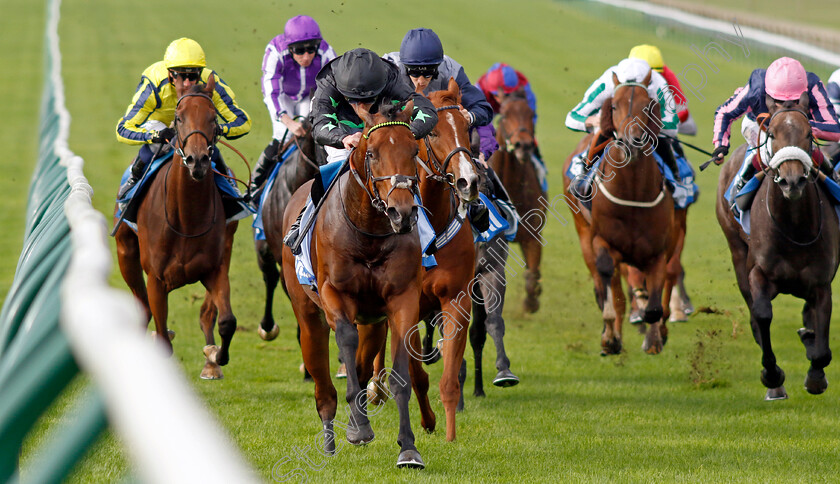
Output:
[
  {"xmin": 765, "ymin": 180, "xmax": 821, "ymax": 234},
  {"xmin": 168, "ymin": 159, "xmax": 216, "ymax": 223},
  {"xmin": 601, "ymin": 145, "xmax": 662, "ymax": 194}
]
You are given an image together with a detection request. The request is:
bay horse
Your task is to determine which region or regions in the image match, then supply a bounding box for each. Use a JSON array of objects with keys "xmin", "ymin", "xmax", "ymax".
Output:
[
  {"xmin": 114, "ymin": 77, "xmax": 238, "ymax": 379},
  {"xmin": 253, "ymin": 120, "xmax": 325, "ymax": 348},
  {"xmin": 281, "ymin": 101, "xmax": 427, "ymax": 468},
  {"xmin": 489, "ymin": 89, "xmax": 545, "ymax": 313},
  {"xmin": 716, "ymin": 93, "xmax": 839, "ymax": 400},
  {"xmin": 368, "ymin": 78, "xmax": 481, "ymax": 441},
  {"xmin": 562, "ymin": 71, "xmax": 676, "ymax": 355}
]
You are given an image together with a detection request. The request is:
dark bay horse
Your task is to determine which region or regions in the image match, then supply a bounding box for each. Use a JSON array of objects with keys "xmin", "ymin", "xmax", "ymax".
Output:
[
  {"xmin": 114, "ymin": 77, "xmax": 238, "ymax": 379},
  {"xmin": 368, "ymin": 78, "xmax": 481, "ymax": 441},
  {"xmin": 281, "ymin": 101, "xmax": 427, "ymax": 468},
  {"xmin": 253, "ymin": 120, "xmax": 325, "ymax": 344},
  {"xmin": 563, "ymin": 71, "xmax": 676, "ymax": 355},
  {"xmin": 489, "ymin": 89, "xmax": 545, "ymax": 313},
  {"xmin": 716, "ymin": 93, "xmax": 839, "ymax": 400}
]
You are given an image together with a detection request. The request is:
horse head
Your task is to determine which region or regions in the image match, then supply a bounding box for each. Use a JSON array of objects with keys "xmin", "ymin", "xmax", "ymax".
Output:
[
  {"xmin": 763, "ymin": 92, "xmax": 813, "ymax": 201},
  {"xmin": 497, "ymin": 88, "xmax": 535, "ymax": 165},
  {"xmin": 174, "ymin": 76, "xmax": 218, "ymax": 181},
  {"xmin": 355, "ymin": 99, "xmax": 420, "ymax": 234},
  {"xmin": 425, "ymin": 77, "xmax": 479, "ymax": 202},
  {"xmin": 603, "ymin": 71, "xmax": 660, "ymax": 161}
]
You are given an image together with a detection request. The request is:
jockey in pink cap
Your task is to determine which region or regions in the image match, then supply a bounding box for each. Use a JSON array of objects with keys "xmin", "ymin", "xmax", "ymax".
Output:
[{"xmin": 711, "ymin": 57, "xmax": 840, "ymax": 207}]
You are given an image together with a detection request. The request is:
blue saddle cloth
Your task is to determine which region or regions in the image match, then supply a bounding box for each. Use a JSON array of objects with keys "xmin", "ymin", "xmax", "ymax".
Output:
[
  {"xmin": 115, "ymin": 151, "xmax": 251, "ymax": 233},
  {"xmin": 252, "ymin": 144, "xmax": 299, "ymax": 241},
  {"xmin": 472, "ymin": 193, "xmax": 519, "ymax": 243}
]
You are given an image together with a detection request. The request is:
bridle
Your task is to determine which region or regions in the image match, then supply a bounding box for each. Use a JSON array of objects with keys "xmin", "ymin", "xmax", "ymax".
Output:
[
  {"xmin": 609, "ymin": 81, "xmax": 656, "ymax": 151},
  {"xmin": 755, "ymin": 108, "xmax": 815, "ymax": 183},
  {"xmin": 415, "ymin": 104, "xmax": 475, "ymax": 186},
  {"xmin": 350, "ymin": 121, "xmax": 420, "ymax": 213},
  {"xmin": 172, "ymin": 92, "xmax": 218, "ymax": 163},
  {"xmin": 497, "ymin": 99, "xmax": 533, "ymax": 155}
]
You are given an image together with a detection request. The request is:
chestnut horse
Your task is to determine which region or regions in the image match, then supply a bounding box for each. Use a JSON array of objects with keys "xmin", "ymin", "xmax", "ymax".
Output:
[
  {"xmin": 716, "ymin": 94, "xmax": 839, "ymax": 400},
  {"xmin": 114, "ymin": 77, "xmax": 238, "ymax": 379},
  {"xmin": 253, "ymin": 120, "xmax": 325, "ymax": 346},
  {"xmin": 368, "ymin": 78, "xmax": 480, "ymax": 441},
  {"xmin": 281, "ymin": 101, "xmax": 427, "ymax": 468},
  {"xmin": 563, "ymin": 71, "xmax": 676, "ymax": 355},
  {"xmin": 489, "ymin": 89, "xmax": 545, "ymax": 313}
]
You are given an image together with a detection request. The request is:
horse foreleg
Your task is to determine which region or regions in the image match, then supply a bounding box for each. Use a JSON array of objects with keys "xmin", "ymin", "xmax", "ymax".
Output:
[
  {"xmin": 479, "ymin": 256, "xmax": 518, "ymax": 388},
  {"xmin": 469, "ymin": 297, "xmax": 487, "ymax": 398},
  {"xmin": 748, "ymin": 267, "xmax": 786, "ymax": 400},
  {"xmin": 145, "ymin": 276, "xmax": 173, "ymax": 357},
  {"xmin": 359, "ymin": 323, "xmax": 388, "ymax": 406},
  {"xmin": 115, "ymin": 225, "xmax": 151, "ymax": 324},
  {"xmin": 421, "ymin": 316, "xmax": 440, "ymax": 365},
  {"xmin": 667, "ymin": 209, "xmax": 688, "ymax": 322},
  {"xmin": 437, "ymin": 295, "xmax": 471, "ymax": 442},
  {"xmin": 593, "ymin": 238, "xmax": 619, "ymax": 355},
  {"xmin": 387, "ymin": 293, "xmax": 425, "ymax": 469},
  {"xmin": 518, "ymin": 234, "xmax": 543, "ymax": 314},
  {"xmin": 401, "ymin": 325, "xmax": 435, "ymax": 433},
  {"xmin": 198, "ymin": 290, "xmax": 222, "ymax": 380},
  {"xmin": 255, "ymin": 239, "xmax": 280, "ymax": 341},
  {"xmin": 801, "ymin": 287, "xmax": 832, "ymax": 395},
  {"xmin": 642, "ymin": 255, "xmax": 668, "ymax": 355}
]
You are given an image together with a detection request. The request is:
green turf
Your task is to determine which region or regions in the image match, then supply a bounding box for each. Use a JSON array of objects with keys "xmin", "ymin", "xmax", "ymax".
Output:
[{"xmin": 6, "ymin": 0, "xmax": 840, "ymax": 482}]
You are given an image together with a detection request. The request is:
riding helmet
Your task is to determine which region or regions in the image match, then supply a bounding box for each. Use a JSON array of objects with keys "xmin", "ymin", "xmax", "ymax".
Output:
[
  {"xmin": 284, "ymin": 15, "xmax": 321, "ymax": 45},
  {"xmin": 399, "ymin": 28, "xmax": 444, "ymax": 66},
  {"xmin": 164, "ymin": 38, "xmax": 206, "ymax": 69},
  {"xmin": 765, "ymin": 57, "xmax": 807, "ymax": 101},
  {"xmin": 334, "ymin": 48, "xmax": 389, "ymax": 99}
]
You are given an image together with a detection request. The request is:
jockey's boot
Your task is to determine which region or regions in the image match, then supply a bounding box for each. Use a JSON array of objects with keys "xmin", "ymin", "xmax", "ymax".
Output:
[
  {"xmin": 468, "ymin": 199, "xmax": 490, "ymax": 233},
  {"xmin": 733, "ymin": 163, "xmax": 757, "ymax": 212},
  {"xmin": 248, "ymin": 140, "xmax": 281, "ymax": 207},
  {"xmin": 117, "ymin": 154, "xmax": 149, "ymax": 200},
  {"xmin": 656, "ymin": 136, "xmax": 682, "ymax": 186},
  {"xmin": 486, "ymin": 167, "xmax": 511, "ymax": 202},
  {"xmin": 283, "ymin": 208, "xmax": 305, "ymax": 256}
]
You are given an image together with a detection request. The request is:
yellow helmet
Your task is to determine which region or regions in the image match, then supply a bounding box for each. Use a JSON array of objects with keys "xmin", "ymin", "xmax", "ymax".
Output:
[
  {"xmin": 163, "ymin": 38, "xmax": 206, "ymax": 69},
  {"xmin": 629, "ymin": 44, "xmax": 664, "ymax": 71}
]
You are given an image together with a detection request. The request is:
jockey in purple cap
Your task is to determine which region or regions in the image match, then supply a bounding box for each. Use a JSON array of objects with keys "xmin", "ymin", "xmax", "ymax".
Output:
[
  {"xmin": 249, "ymin": 15, "xmax": 336, "ymax": 203},
  {"xmin": 711, "ymin": 57, "xmax": 840, "ymax": 210}
]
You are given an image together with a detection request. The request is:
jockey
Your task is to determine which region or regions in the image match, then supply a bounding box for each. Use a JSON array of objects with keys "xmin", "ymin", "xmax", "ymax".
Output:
[
  {"xmin": 283, "ymin": 48, "xmax": 438, "ymax": 253},
  {"xmin": 116, "ymin": 38, "xmax": 251, "ymax": 199},
  {"xmin": 249, "ymin": 15, "xmax": 336, "ymax": 205},
  {"xmin": 384, "ymin": 28, "xmax": 500, "ymax": 229},
  {"xmin": 384, "ymin": 28, "xmax": 497, "ymax": 160},
  {"xmin": 565, "ymin": 57, "xmax": 680, "ymax": 198},
  {"xmin": 711, "ymin": 57, "xmax": 840, "ymax": 207},
  {"xmin": 477, "ymin": 62, "xmax": 547, "ymax": 190},
  {"xmin": 629, "ymin": 44, "xmax": 697, "ymax": 137},
  {"xmin": 824, "ymin": 67, "xmax": 840, "ymax": 165}
]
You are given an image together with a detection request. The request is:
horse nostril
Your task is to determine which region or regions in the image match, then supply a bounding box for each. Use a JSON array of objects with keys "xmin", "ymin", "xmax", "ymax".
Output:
[
  {"xmin": 457, "ymin": 178, "xmax": 468, "ymax": 193},
  {"xmin": 386, "ymin": 206, "xmax": 402, "ymax": 225},
  {"xmin": 797, "ymin": 175, "xmax": 808, "ymax": 188},
  {"xmin": 778, "ymin": 179, "xmax": 788, "ymax": 188}
]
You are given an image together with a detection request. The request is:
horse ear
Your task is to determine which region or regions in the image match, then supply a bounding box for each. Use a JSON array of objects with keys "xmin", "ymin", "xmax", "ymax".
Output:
[
  {"xmin": 765, "ymin": 93, "xmax": 776, "ymax": 114},
  {"xmin": 798, "ymin": 90, "xmax": 810, "ymax": 112},
  {"xmin": 642, "ymin": 69, "xmax": 652, "ymax": 87},
  {"xmin": 204, "ymin": 74, "xmax": 215, "ymax": 96},
  {"xmin": 647, "ymin": 99, "xmax": 662, "ymax": 138},
  {"xmin": 600, "ymin": 97, "xmax": 614, "ymax": 135},
  {"xmin": 357, "ymin": 104, "xmax": 374, "ymax": 126},
  {"xmin": 611, "ymin": 71, "xmax": 620, "ymax": 87},
  {"xmin": 448, "ymin": 77, "xmax": 461, "ymax": 104},
  {"xmin": 403, "ymin": 99, "xmax": 415, "ymax": 122}
]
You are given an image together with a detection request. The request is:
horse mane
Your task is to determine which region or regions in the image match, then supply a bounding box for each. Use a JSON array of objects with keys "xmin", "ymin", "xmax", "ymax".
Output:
[{"xmin": 378, "ymin": 101, "xmax": 406, "ymax": 122}]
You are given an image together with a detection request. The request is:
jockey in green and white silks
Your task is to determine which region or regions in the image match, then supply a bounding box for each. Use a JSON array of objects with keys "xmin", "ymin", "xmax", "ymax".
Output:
[{"xmin": 565, "ymin": 58, "xmax": 680, "ymax": 199}]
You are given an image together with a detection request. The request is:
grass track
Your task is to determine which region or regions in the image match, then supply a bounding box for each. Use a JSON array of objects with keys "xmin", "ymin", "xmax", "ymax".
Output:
[{"xmin": 5, "ymin": 0, "xmax": 840, "ymax": 482}]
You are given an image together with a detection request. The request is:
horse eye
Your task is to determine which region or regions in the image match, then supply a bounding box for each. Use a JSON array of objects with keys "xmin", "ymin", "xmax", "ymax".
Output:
[
  {"xmin": 611, "ymin": 105, "xmax": 616, "ymax": 111},
  {"xmin": 429, "ymin": 131, "xmax": 439, "ymax": 138},
  {"xmin": 366, "ymin": 150, "xmax": 375, "ymax": 160}
]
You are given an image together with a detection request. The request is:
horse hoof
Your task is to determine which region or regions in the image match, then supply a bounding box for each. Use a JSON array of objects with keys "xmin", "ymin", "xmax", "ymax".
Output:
[
  {"xmin": 424, "ymin": 348, "xmax": 441, "ymax": 365},
  {"xmin": 258, "ymin": 323, "xmax": 280, "ymax": 341},
  {"xmin": 335, "ymin": 363, "xmax": 347, "ymax": 379},
  {"xmin": 200, "ymin": 362, "xmax": 223, "ymax": 380},
  {"xmin": 299, "ymin": 363, "xmax": 306, "ymax": 374},
  {"xmin": 493, "ymin": 369, "xmax": 520, "ymax": 387},
  {"xmin": 629, "ymin": 309, "xmax": 643, "ymax": 324},
  {"xmin": 473, "ymin": 388, "xmax": 486, "ymax": 398},
  {"xmin": 367, "ymin": 379, "xmax": 390, "ymax": 406},
  {"xmin": 523, "ymin": 296, "xmax": 540, "ymax": 314},
  {"xmin": 203, "ymin": 345, "xmax": 220, "ymax": 364},
  {"xmin": 642, "ymin": 341, "xmax": 662, "ymax": 355},
  {"xmin": 764, "ymin": 386, "xmax": 788, "ymax": 401},
  {"xmin": 805, "ymin": 373, "xmax": 828, "ymax": 395},
  {"xmin": 669, "ymin": 309, "xmax": 688, "ymax": 323},
  {"xmin": 346, "ymin": 424, "xmax": 374, "ymax": 445},
  {"xmin": 682, "ymin": 301, "xmax": 695, "ymax": 315},
  {"xmin": 396, "ymin": 449, "xmax": 425, "ymax": 469}
]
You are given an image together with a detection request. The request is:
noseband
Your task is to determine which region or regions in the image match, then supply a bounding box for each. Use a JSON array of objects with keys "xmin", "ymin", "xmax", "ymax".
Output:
[
  {"xmin": 173, "ymin": 92, "xmax": 218, "ymax": 163},
  {"xmin": 351, "ymin": 121, "xmax": 419, "ymax": 213}
]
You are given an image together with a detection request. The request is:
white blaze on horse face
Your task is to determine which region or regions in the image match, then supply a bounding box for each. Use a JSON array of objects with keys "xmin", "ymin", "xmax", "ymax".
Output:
[
  {"xmin": 390, "ymin": 136, "xmax": 395, "ymax": 145},
  {"xmin": 446, "ymin": 111, "xmax": 476, "ymax": 182}
]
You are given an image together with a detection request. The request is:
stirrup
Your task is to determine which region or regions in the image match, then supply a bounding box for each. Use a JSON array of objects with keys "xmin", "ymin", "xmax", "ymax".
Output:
[
  {"xmin": 284, "ymin": 210, "xmax": 304, "ymax": 255},
  {"xmin": 117, "ymin": 176, "xmax": 140, "ymax": 200}
]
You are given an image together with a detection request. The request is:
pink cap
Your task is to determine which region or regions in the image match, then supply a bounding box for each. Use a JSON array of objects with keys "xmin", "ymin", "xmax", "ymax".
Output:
[{"xmin": 765, "ymin": 57, "xmax": 807, "ymax": 101}]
